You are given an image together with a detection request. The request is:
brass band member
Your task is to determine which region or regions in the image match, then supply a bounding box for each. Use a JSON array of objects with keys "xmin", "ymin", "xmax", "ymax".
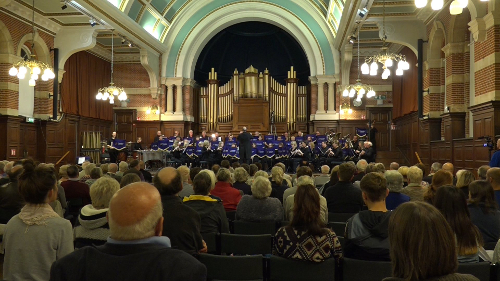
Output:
[{"xmin": 359, "ymin": 141, "xmax": 375, "ymax": 163}]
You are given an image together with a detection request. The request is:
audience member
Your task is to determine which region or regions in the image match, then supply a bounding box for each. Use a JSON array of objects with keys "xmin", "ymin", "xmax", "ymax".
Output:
[
  {"xmin": 423, "ymin": 162, "xmax": 442, "ymax": 184},
  {"xmin": 73, "ymin": 177, "xmax": 119, "ymax": 248},
  {"xmin": 220, "ymin": 160, "xmax": 230, "ymax": 169},
  {"xmin": 2, "ymin": 163, "xmax": 73, "ymax": 281},
  {"xmin": 383, "ymin": 202, "xmax": 478, "ymax": 281},
  {"xmin": 456, "ymin": 169, "xmax": 476, "ymax": 197},
  {"xmin": 236, "ymin": 176, "xmax": 284, "ymax": 222},
  {"xmin": 352, "ymin": 159, "xmax": 368, "ymax": 182},
  {"xmin": 270, "ymin": 166, "xmax": 289, "ymax": 203},
  {"xmin": 120, "ymin": 173, "xmax": 141, "ymax": 188},
  {"xmin": 314, "ymin": 165, "xmax": 331, "ymax": 187},
  {"xmin": 442, "ymin": 162, "xmax": 457, "ymax": 185},
  {"xmin": 246, "ymin": 164, "xmax": 259, "ymax": 185},
  {"xmin": 402, "ymin": 166, "xmax": 428, "ymax": 202},
  {"xmin": 468, "ymin": 180, "xmax": 500, "ymax": 243},
  {"xmin": 106, "ymin": 163, "xmax": 121, "ymax": 183},
  {"xmin": 139, "ymin": 161, "xmax": 152, "ymax": 183},
  {"xmin": 397, "ymin": 166, "xmax": 409, "ymax": 186},
  {"xmin": 389, "ymin": 162, "xmax": 399, "ymax": 171},
  {"xmin": 183, "ymin": 172, "xmax": 229, "ymax": 234},
  {"xmin": 384, "ymin": 170, "xmax": 409, "ymax": 210},
  {"xmin": 233, "ymin": 167, "xmax": 252, "ymax": 195},
  {"xmin": 487, "ymin": 167, "xmax": 500, "ymax": 206},
  {"xmin": 325, "ymin": 163, "xmax": 363, "ymax": 213},
  {"xmin": 434, "ymin": 186, "xmax": 483, "ymax": 263},
  {"xmin": 153, "ymin": 167, "xmax": 206, "ymax": 255},
  {"xmin": 116, "ymin": 161, "xmax": 128, "ymax": 177},
  {"xmin": 424, "ymin": 170, "xmax": 453, "ymax": 204},
  {"xmin": 123, "ymin": 160, "xmax": 145, "ymax": 181},
  {"xmin": 285, "ymin": 176, "xmax": 328, "ymax": 223},
  {"xmin": 58, "ymin": 164, "xmax": 69, "ymax": 184},
  {"xmin": 80, "ymin": 163, "xmax": 95, "ymax": 182},
  {"xmin": 0, "ymin": 165, "xmax": 24, "ymax": 223},
  {"xmin": 85, "ymin": 167, "xmax": 102, "ymax": 187},
  {"xmin": 177, "ymin": 165, "xmax": 193, "ymax": 198},
  {"xmin": 320, "ymin": 165, "xmax": 339, "ymax": 196},
  {"xmin": 211, "ymin": 164, "xmax": 220, "ymax": 175},
  {"xmin": 478, "ymin": 165, "xmax": 490, "ymax": 180},
  {"xmin": 283, "ymin": 166, "xmax": 313, "ymax": 203},
  {"xmin": 0, "ymin": 161, "xmax": 13, "ymax": 186},
  {"xmin": 50, "ymin": 182, "xmax": 207, "ymax": 280},
  {"xmin": 345, "ymin": 172, "xmax": 391, "ymax": 261},
  {"xmin": 79, "ymin": 161, "xmax": 90, "ymax": 179},
  {"xmin": 210, "ymin": 168, "xmax": 242, "ymax": 211},
  {"xmin": 61, "ymin": 165, "xmax": 91, "ymax": 205},
  {"xmin": 274, "ymin": 179, "xmax": 342, "ymax": 263}
]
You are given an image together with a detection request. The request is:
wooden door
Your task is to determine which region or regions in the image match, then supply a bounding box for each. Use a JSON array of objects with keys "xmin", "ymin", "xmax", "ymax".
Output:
[{"xmin": 367, "ymin": 107, "xmax": 392, "ymax": 151}]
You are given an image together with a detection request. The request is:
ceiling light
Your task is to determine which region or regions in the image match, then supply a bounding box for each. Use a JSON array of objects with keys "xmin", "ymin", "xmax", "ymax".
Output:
[
  {"xmin": 349, "ymin": 35, "xmax": 357, "ymax": 44},
  {"xmin": 358, "ymin": 7, "xmax": 368, "ymax": 18},
  {"xmin": 458, "ymin": 0, "xmax": 468, "ymax": 8},
  {"xmin": 415, "ymin": 0, "xmax": 427, "ymax": 8},
  {"xmin": 450, "ymin": 0, "xmax": 463, "ymax": 14},
  {"xmin": 121, "ymin": 39, "xmax": 126, "ymax": 44},
  {"xmin": 97, "ymin": 30, "xmax": 127, "ymax": 105},
  {"xmin": 431, "ymin": 0, "xmax": 444, "ymax": 10},
  {"xmin": 89, "ymin": 19, "xmax": 96, "ymax": 27}
]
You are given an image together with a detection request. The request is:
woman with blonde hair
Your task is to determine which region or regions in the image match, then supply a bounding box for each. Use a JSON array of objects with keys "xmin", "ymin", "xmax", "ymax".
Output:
[
  {"xmin": 233, "ymin": 167, "xmax": 251, "ymax": 195},
  {"xmin": 236, "ymin": 176, "xmax": 283, "ymax": 222},
  {"xmin": 456, "ymin": 169, "xmax": 476, "ymax": 197},
  {"xmin": 270, "ymin": 166, "xmax": 288, "ymax": 203}
]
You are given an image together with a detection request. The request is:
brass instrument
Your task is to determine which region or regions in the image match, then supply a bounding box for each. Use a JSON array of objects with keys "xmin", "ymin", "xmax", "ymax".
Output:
[{"xmin": 290, "ymin": 147, "xmax": 303, "ymax": 157}]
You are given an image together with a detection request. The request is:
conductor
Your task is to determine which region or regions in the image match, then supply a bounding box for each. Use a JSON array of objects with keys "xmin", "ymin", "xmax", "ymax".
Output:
[{"xmin": 237, "ymin": 127, "xmax": 252, "ymax": 164}]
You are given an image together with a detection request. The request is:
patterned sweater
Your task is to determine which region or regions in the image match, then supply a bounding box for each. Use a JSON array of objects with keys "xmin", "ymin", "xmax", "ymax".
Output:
[{"xmin": 273, "ymin": 226, "xmax": 343, "ymax": 263}]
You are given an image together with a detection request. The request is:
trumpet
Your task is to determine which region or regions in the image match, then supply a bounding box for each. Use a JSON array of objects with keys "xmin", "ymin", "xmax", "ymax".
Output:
[
  {"xmin": 290, "ymin": 148, "xmax": 303, "ymax": 157},
  {"xmin": 327, "ymin": 147, "xmax": 334, "ymax": 157}
]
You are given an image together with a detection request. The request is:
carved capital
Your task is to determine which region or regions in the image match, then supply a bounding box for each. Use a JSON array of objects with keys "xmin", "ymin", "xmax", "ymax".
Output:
[{"xmin": 468, "ymin": 17, "xmax": 487, "ymax": 42}]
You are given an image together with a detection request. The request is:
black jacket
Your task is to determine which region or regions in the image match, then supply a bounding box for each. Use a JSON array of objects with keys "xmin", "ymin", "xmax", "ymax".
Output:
[
  {"xmin": 49, "ymin": 243, "xmax": 207, "ymax": 281},
  {"xmin": 360, "ymin": 147, "xmax": 375, "ymax": 163},
  {"xmin": 183, "ymin": 196, "xmax": 230, "ymax": 234},
  {"xmin": 325, "ymin": 181, "xmax": 364, "ymax": 213},
  {"xmin": 237, "ymin": 132, "xmax": 253, "ymax": 160},
  {"xmin": 345, "ymin": 210, "xmax": 392, "ymax": 261}
]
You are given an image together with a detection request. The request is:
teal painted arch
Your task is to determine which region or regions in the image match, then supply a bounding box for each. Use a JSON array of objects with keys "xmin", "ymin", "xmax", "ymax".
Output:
[{"xmin": 165, "ymin": 0, "xmax": 336, "ymax": 78}]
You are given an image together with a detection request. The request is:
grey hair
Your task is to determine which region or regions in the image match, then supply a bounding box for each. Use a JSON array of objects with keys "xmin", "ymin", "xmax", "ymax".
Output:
[
  {"xmin": 385, "ymin": 170, "xmax": 404, "ymax": 193},
  {"xmin": 407, "ymin": 166, "xmax": 423, "ymax": 184},
  {"xmin": 199, "ymin": 169, "xmax": 216, "ymax": 189},
  {"xmin": 356, "ymin": 159, "xmax": 368, "ymax": 172},
  {"xmin": 234, "ymin": 167, "xmax": 249, "ymax": 183},
  {"xmin": 119, "ymin": 161, "xmax": 129, "ymax": 172},
  {"xmin": 108, "ymin": 199, "xmax": 163, "ymax": 241},
  {"xmin": 251, "ymin": 176, "xmax": 272, "ymax": 199},
  {"xmin": 431, "ymin": 162, "xmax": 442, "ymax": 173},
  {"xmin": 90, "ymin": 177, "xmax": 120, "ymax": 209},
  {"xmin": 297, "ymin": 175, "xmax": 314, "ymax": 187},
  {"xmin": 321, "ymin": 165, "xmax": 330, "ymax": 174}
]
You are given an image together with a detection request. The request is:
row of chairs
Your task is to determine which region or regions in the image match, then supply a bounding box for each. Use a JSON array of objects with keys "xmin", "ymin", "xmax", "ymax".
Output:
[{"xmin": 199, "ymin": 255, "xmax": 496, "ymax": 281}]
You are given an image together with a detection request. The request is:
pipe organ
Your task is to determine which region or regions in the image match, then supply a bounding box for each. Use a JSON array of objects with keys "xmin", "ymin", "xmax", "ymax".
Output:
[{"xmin": 199, "ymin": 66, "xmax": 308, "ymax": 133}]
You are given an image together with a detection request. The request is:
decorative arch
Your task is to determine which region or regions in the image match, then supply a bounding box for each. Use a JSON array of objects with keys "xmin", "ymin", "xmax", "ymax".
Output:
[
  {"xmin": 0, "ymin": 19, "xmax": 14, "ymax": 55},
  {"xmin": 17, "ymin": 32, "xmax": 51, "ymax": 65},
  {"xmin": 428, "ymin": 21, "xmax": 447, "ymax": 61},
  {"xmin": 448, "ymin": 9, "xmax": 471, "ymax": 44},
  {"xmin": 162, "ymin": 1, "xmax": 335, "ymax": 79}
]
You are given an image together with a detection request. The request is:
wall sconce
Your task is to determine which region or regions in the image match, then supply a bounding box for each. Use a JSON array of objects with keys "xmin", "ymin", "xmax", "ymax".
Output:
[
  {"xmin": 146, "ymin": 105, "xmax": 159, "ymax": 115},
  {"xmin": 340, "ymin": 102, "xmax": 353, "ymax": 115}
]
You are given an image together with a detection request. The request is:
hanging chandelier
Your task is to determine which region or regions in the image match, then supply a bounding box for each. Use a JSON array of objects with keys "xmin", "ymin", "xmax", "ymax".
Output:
[
  {"xmin": 343, "ymin": 22, "xmax": 376, "ymax": 101},
  {"xmin": 146, "ymin": 105, "xmax": 159, "ymax": 115},
  {"xmin": 8, "ymin": 0, "xmax": 55, "ymax": 86},
  {"xmin": 360, "ymin": 0, "xmax": 410, "ymax": 80},
  {"xmin": 96, "ymin": 30, "xmax": 127, "ymax": 104}
]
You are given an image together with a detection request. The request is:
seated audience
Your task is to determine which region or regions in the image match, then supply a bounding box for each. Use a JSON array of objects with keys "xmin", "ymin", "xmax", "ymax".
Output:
[
  {"xmin": 320, "ymin": 165, "xmax": 339, "ymax": 196},
  {"xmin": 58, "ymin": 164, "xmax": 69, "ymax": 184},
  {"xmin": 283, "ymin": 166, "xmax": 312, "ymax": 203},
  {"xmin": 456, "ymin": 169, "xmax": 475, "ymax": 197},
  {"xmin": 61, "ymin": 165, "xmax": 91, "ymax": 205},
  {"xmin": 233, "ymin": 167, "xmax": 252, "ymax": 195},
  {"xmin": 478, "ymin": 165, "xmax": 490, "ymax": 180},
  {"xmin": 345, "ymin": 172, "xmax": 391, "ymax": 261},
  {"xmin": 402, "ymin": 166, "xmax": 428, "ymax": 202},
  {"xmin": 177, "ymin": 165, "xmax": 193, "ymax": 198},
  {"xmin": 116, "ymin": 161, "xmax": 128, "ymax": 177},
  {"xmin": 153, "ymin": 167, "xmax": 206, "ymax": 255},
  {"xmin": 78, "ymin": 161, "xmax": 89, "ymax": 179},
  {"xmin": 325, "ymin": 163, "xmax": 363, "ymax": 213},
  {"xmin": 0, "ymin": 162, "xmax": 13, "ymax": 186},
  {"xmin": 85, "ymin": 167, "xmax": 102, "ymax": 187},
  {"xmin": 245, "ymin": 164, "xmax": 259, "ymax": 185},
  {"xmin": 50, "ymin": 182, "xmax": 207, "ymax": 280},
  {"xmin": 389, "ymin": 162, "xmax": 399, "ymax": 171},
  {"xmin": 424, "ymin": 170, "xmax": 453, "ymax": 204},
  {"xmin": 274, "ymin": 179, "xmax": 342, "ymax": 263},
  {"xmin": 270, "ymin": 166, "xmax": 289, "ymax": 203},
  {"xmin": 423, "ymin": 162, "xmax": 442, "ymax": 184},
  {"xmin": 183, "ymin": 172, "xmax": 229, "ymax": 234},
  {"xmin": 384, "ymin": 170, "xmax": 409, "ymax": 210},
  {"xmin": 106, "ymin": 163, "xmax": 122, "ymax": 183},
  {"xmin": 468, "ymin": 180, "xmax": 500, "ymax": 243},
  {"xmin": 139, "ymin": 161, "xmax": 152, "ymax": 183},
  {"xmin": 0, "ymin": 165, "xmax": 24, "ymax": 224},
  {"xmin": 352, "ymin": 159, "xmax": 368, "ymax": 182},
  {"xmin": 314, "ymin": 165, "xmax": 331, "ymax": 187},
  {"xmin": 100, "ymin": 163, "xmax": 108, "ymax": 174},
  {"xmin": 210, "ymin": 168, "xmax": 242, "ymax": 211},
  {"xmin": 383, "ymin": 202, "xmax": 478, "ymax": 281},
  {"xmin": 442, "ymin": 162, "xmax": 457, "ymax": 185},
  {"xmin": 236, "ymin": 176, "xmax": 283, "ymax": 222},
  {"xmin": 2, "ymin": 162, "xmax": 73, "ymax": 281},
  {"xmin": 434, "ymin": 186, "xmax": 483, "ymax": 263},
  {"xmin": 486, "ymin": 167, "xmax": 500, "ymax": 206},
  {"xmin": 80, "ymin": 163, "xmax": 95, "ymax": 182},
  {"xmin": 74, "ymin": 177, "xmax": 119, "ymax": 248},
  {"xmin": 120, "ymin": 173, "xmax": 141, "ymax": 188},
  {"xmin": 285, "ymin": 176, "xmax": 328, "ymax": 223},
  {"xmin": 397, "ymin": 166, "xmax": 409, "ymax": 186},
  {"xmin": 123, "ymin": 160, "xmax": 145, "ymax": 181}
]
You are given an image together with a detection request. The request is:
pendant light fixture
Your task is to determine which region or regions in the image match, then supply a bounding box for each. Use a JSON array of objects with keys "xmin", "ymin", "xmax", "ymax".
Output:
[{"xmin": 96, "ymin": 30, "xmax": 127, "ymax": 104}]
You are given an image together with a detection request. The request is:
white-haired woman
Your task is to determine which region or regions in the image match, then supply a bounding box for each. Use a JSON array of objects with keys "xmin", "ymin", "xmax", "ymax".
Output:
[
  {"xmin": 236, "ymin": 176, "xmax": 283, "ymax": 223},
  {"xmin": 233, "ymin": 167, "xmax": 252, "ymax": 195},
  {"xmin": 270, "ymin": 166, "xmax": 289, "ymax": 204},
  {"xmin": 116, "ymin": 161, "xmax": 128, "ymax": 177},
  {"xmin": 385, "ymin": 170, "xmax": 410, "ymax": 210},
  {"xmin": 74, "ymin": 177, "xmax": 120, "ymax": 248},
  {"xmin": 79, "ymin": 163, "xmax": 96, "ymax": 182}
]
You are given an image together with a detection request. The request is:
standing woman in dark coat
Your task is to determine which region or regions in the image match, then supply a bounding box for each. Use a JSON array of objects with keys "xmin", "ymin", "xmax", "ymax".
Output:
[{"xmin": 237, "ymin": 127, "xmax": 253, "ymax": 164}]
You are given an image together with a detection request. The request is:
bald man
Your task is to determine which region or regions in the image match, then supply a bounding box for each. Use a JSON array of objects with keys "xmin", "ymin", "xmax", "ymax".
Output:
[
  {"xmin": 487, "ymin": 168, "xmax": 500, "ymax": 206},
  {"xmin": 442, "ymin": 162, "xmax": 457, "ymax": 185},
  {"xmin": 153, "ymin": 167, "xmax": 206, "ymax": 255},
  {"xmin": 106, "ymin": 163, "xmax": 121, "ymax": 183},
  {"xmin": 50, "ymin": 182, "xmax": 207, "ymax": 280}
]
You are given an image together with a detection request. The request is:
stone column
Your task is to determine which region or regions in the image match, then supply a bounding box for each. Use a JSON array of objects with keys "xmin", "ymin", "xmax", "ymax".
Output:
[
  {"xmin": 327, "ymin": 82, "xmax": 335, "ymax": 113},
  {"xmin": 166, "ymin": 84, "xmax": 173, "ymax": 114},
  {"xmin": 175, "ymin": 83, "xmax": 183, "ymax": 115},
  {"xmin": 317, "ymin": 81, "xmax": 325, "ymax": 114}
]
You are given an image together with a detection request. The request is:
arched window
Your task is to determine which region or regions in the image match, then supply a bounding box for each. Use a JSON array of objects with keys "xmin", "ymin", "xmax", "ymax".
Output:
[{"xmin": 18, "ymin": 45, "xmax": 35, "ymax": 118}]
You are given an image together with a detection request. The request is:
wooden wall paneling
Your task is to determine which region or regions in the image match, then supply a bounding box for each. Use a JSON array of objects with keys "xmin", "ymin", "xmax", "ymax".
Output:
[
  {"xmin": 6, "ymin": 117, "xmax": 22, "ymax": 161},
  {"xmin": 161, "ymin": 122, "xmax": 188, "ymax": 138},
  {"xmin": 367, "ymin": 106, "xmax": 392, "ymax": 151},
  {"xmin": 0, "ymin": 117, "xmax": 7, "ymax": 160},
  {"xmin": 134, "ymin": 121, "xmax": 161, "ymax": 148},
  {"xmin": 312, "ymin": 120, "xmax": 339, "ymax": 135}
]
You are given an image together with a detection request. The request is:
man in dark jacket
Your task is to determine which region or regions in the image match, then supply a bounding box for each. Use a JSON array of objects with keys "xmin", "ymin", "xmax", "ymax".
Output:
[
  {"xmin": 359, "ymin": 141, "xmax": 375, "ymax": 163},
  {"xmin": 344, "ymin": 172, "xmax": 391, "ymax": 261},
  {"xmin": 325, "ymin": 163, "xmax": 363, "ymax": 212},
  {"xmin": 0, "ymin": 165, "xmax": 24, "ymax": 224},
  {"xmin": 123, "ymin": 160, "xmax": 145, "ymax": 181},
  {"xmin": 50, "ymin": 182, "xmax": 207, "ymax": 281},
  {"xmin": 237, "ymin": 127, "xmax": 253, "ymax": 164}
]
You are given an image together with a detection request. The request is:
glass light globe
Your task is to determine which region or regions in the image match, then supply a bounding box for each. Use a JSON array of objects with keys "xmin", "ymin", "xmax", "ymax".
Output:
[
  {"xmin": 28, "ymin": 79, "xmax": 35, "ymax": 86},
  {"xmin": 361, "ymin": 63, "xmax": 370, "ymax": 74},
  {"xmin": 370, "ymin": 62, "xmax": 378, "ymax": 70},
  {"xmin": 396, "ymin": 68, "xmax": 404, "ymax": 76},
  {"xmin": 31, "ymin": 73, "xmax": 38, "ymax": 80},
  {"xmin": 370, "ymin": 69, "xmax": 377, "ymax": 76},
  {"xmin": 146, "ymin": 108, "xmax": 151, "ymax": 114},
  {"xmin": 41, "ymin": 74, "xmax": 48, "ymax": 81},
  {"xmin": 17, "ymin": 72, "xmax": 25, "ymax": 79},
  {"xmin": 415, "ymin": 0, "xmax": 427, "ymax": 7},
  {"xmin": 156, "ymin": 110, "xmax": 160, "ymax": 115},
  {"xmin": 349, "ymin": 89, "xmax": 355, "ymax": 98},
  {"xmin": 109, "ymin": 98, "xmax": 114, "ymax": 104},
  {"xmin": 368, "ymin": 90, "xmax": 375, "ymax": 97},
  {"xmin": 450, "ymin": 1, "xmax": 462, "ymax": 15},
  {"xmin": 458, "ymin": 0, "xmax": 467, "ymax": 8},
  {"xmin": 112, "ymin": 89, "xmax": 119, "ymax": 96},
  {"xmin": 383, "ymin": 68, "xmax": 390, "ymax": 77},
  {"xmin": 348, "ymin": 108, "xmax": 353, "ymax": 114},
  {"xmin": 9, "ymin": 67, "xmax": 18, "ymax": 76},
  {"xmin": 103, "ymin": 92, "xmax": 110, "ymax": 99},
  {"xmin": 96, "ymin": 92, "xmax": 103, "ymax": 100},
  {"xmin": 403, "ymin": 61, "xmax": 410, "ymax": 70},
  {"xmin": 431, "ymin": 0, "xmax": 443, "ymax": 10},
  {"xmin": 342, "ymin": 89, "xmax": 349, "ymax": 97},
  {"xmin": 384, "ymin": 59, "xmax": 393, "ymax": 67},
  {"xmin": 358, "ymin": 88, "xmax": 366, "ymax": 95},
  {"xmin": 49, "ymin": 70, "xmax": 55, "ymax": 79},
  {"xmin": 32, "ymin": 66, "xmax": 41, "ymax": 75}
]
